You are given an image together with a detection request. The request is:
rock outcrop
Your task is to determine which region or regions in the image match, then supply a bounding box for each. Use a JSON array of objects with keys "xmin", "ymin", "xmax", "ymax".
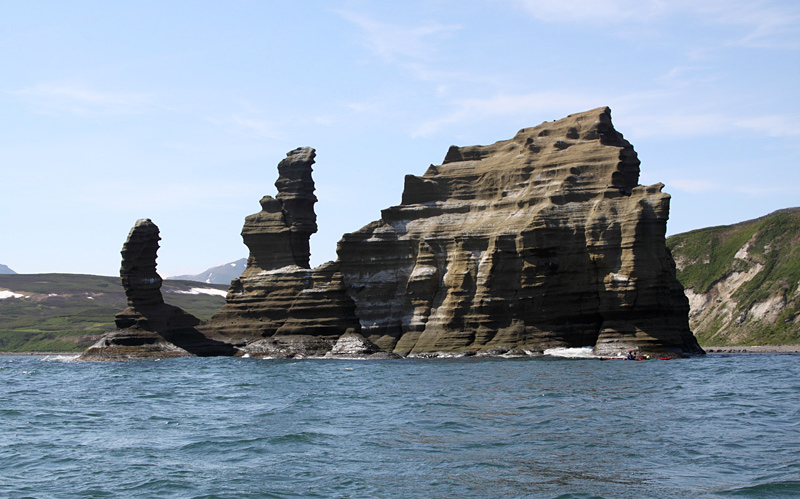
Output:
[
  {"xmin": 83, "ymin": 107, "xmax": 703, "ymax": 360},
  {"xmin": 338, "ymin": 107, "xmax": 701, "ymax": 357},
  {"xmin": 197, "ymin": 147, "xmax": 362, "ymax": 357},
  {"xmin": 80, "ymin": 219, "xmax": 234, "ymax": 360},
  {"xmin": 241, "ymin": 147, "xmax": 318, "ymax": 270}
]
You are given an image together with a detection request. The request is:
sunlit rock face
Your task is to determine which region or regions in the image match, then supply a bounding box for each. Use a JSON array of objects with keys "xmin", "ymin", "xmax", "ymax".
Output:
[
  {"xmin": 198, "ymin": 148, "xmax": 362, "ymax": 356},
  {"xmin": 241, "ymin": 147, "xmax": 318, "ymax": 271},
  {"xmin": 83, "ymin": 108, "xmax": 702, "ymax": 360},
  {"xmin": 337, "ymin": 107, "xmax": 703, "ymax": 356}
]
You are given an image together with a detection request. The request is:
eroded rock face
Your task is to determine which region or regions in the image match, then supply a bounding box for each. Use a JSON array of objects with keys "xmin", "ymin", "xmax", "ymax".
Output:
[
  {"xmin": 84, "ymin": 107, "xmax": 702, "ymax": 360},
  {"xmin": 337, "ymin": 107, "xmax": 702, "ymax": 356},
  {"xmin": 80, "ymin": 219, "xmax": 234, "ymax": 360},
  {"xmin": 118, "ymin": 219, "xmax": 163, "ymax": 310},
  {"xmin": 241, "ymin": 147, "xmax": 318, "ymax": 271},
  {"xmin": 199, "ymin": 261, "xmax": 362, "ymax": 357},
  {"xmin": 197, "ymin": 147, "xmax": 361, "ymax": 356}
]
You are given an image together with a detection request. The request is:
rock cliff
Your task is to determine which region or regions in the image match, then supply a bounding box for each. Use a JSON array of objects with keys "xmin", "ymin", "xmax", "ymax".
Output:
[
  {"xmin": 83, "ymin": 107, "xmax": 702, "ymax": 360},
  {"xmin": 241, "ymin": 147, "xmax": 318, "ymax": 270},
  {"xmin": 338, "ymin": 107, "xmax": 701, "ymax": 356},
  {"xmin": 197, "ymin": 147, "xmax": 364, "ymax": 357}
]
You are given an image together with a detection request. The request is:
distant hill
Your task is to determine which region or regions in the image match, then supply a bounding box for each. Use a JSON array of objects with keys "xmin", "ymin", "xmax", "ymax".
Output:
[
  {"xmin": 0, "ymin": 274, "xmax": 228, "ymax": 352},
  {"xmin": 167, "ymin": 258, "xmax": 246, "ymax": 284},
  {"xmin": 667, "ymin": 208, "xmax": 800, "ymax": 346},
  {"xmin": 0, "ymin": 264, "xmax": 16, "ymax": 274}
]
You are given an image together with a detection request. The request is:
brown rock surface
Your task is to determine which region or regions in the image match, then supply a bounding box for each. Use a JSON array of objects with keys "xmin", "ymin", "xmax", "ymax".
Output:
[
  {"xmin": 83, "ymin": 108, "xmax": 702, "ymax": 360},
  {"xmin": 196, "ymin": 148, "xmax": 360, "ymax": 356},
  {"xmin": 241, "ymin": 147, "xmax": 318, "ymax": 271},
  {"xmin": 199, "ymin": 261, "xmax": 362, "ymax": 357},
  {"xmin": 337, "ymin": 107, "xmax": 702, "ymax": 356}
]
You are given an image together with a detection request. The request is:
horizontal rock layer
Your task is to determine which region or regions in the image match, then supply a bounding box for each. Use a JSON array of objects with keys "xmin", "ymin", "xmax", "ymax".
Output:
[
  {"xmin": 83, "ymin": 107, "xmax": 703, "ymax": 360},
  {"xmin": 337, "ymin": 107, "xmax": 702, "ymax": 356}
]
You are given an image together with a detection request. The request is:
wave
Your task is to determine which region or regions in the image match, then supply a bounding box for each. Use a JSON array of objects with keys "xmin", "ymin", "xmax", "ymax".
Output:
[
  {"xmin": 542, "ymin": 346, "xmax": 597, "ymax": 358},
  {"xmin": 38, "ymin": 355, "xmax": 80, "ymax": 362}
]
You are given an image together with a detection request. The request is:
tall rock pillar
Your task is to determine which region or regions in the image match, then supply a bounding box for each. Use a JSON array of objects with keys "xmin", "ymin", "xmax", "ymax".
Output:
[{"xmin": 241, "ymin": 147, "xmax": 318, "ymax": 272}]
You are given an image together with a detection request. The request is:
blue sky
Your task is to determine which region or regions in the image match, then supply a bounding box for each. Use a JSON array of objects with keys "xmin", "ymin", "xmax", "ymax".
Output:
[{"xmin": 2, "ymin": 0, "xmax": 799, "ymax": 277}]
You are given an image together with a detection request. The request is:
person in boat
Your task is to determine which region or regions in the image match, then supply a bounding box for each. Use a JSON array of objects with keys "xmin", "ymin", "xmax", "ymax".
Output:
[{"xmin": 626, "ymin": 350, "xmax": 635, "ymax": 360}]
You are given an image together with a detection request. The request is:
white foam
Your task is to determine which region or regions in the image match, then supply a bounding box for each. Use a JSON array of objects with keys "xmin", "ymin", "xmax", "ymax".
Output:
[
  {"xmin": 543, "ymin": 346, "xmax": 597, "ymax": 358},
  {"xmin": 38, "ymin": 355, "xmax": 80, "ymax": 362},
  {"xmin": 0, "ymin": 290, "xmax": 24, "ymax": 300}
]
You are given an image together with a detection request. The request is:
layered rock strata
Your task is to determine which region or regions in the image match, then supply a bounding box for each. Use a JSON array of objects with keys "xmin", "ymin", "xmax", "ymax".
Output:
[
  {"xmin": 242, "ymin": 147, "xmax": 318, "ymax": 270},
  {"xmin": 84, "ymin": 108, "xmax": 702, "ymax": 360},
  {"xmin": 198, "ymin": 147, "xmax": 362, "ymax": 357},
  {"xmin": 80, "ymin": 219, "xmax": 234, "ymax": 360},
  {"xmin": 337, "ymin": 107, "xmax": 702, "ymax": 356}
]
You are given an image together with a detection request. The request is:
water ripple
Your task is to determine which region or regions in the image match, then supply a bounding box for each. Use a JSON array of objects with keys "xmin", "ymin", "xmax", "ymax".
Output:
[{"xmin": 1, "ymin": 354, "xmax": 799, "ymax": 498}]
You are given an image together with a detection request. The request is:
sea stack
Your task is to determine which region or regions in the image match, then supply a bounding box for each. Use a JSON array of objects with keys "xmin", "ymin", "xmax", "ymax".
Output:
[
  {"xmin": 83, "ymin": 107, "xmax": 704, "ymax": 360},
  {"xmin": 80, "ymin": 219, "xmax": 233, "ymax": 360},
  {"xmin": 241, "ymin": 147, "xmax": 318, "ymax": 271}
]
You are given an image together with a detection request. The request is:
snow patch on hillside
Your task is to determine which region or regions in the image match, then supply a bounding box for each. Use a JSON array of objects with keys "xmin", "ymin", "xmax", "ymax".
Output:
[{"xmin": 172, "ymin": 287, "xmax": 228, "ymax": 297}]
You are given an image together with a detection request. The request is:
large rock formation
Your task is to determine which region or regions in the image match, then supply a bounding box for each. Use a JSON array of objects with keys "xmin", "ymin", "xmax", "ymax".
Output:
[
  {"xmin": 198, "ymin": 147, "xmax": 364, "ymax": 357},
  {"xmin": 338, "ymin": 107, "xmax": 701, "ymax": 356},
  {"xmin": 241, "ymin": 147, "xmax": 318, "ymax": 270},
  {"xmin": 81, "ymin": 219, "xmax": 234, "ymax": 360},
  {"xmin": 83, "ymin": 107, "xmax": 703, "ymax": 360}
]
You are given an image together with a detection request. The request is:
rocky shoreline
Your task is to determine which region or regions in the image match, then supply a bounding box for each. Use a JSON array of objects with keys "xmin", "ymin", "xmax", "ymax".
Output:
[
  {"xmin": 5, "ymin": 347, "xmax": 799, "ymax": 358},
  {"xmin": 702, "ymin": 345, "xmax": 800, "ymax": 354}
]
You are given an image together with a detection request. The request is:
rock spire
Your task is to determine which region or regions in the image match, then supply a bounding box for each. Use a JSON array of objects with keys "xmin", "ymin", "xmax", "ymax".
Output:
[{"xmin": 241, "ymin": 147, "xmax": 318, "ymax": 272}]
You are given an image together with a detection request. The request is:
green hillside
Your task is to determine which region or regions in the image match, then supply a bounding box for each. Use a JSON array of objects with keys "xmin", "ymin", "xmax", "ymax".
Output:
[
  {"xmin": 0, "ymin": 274, "xmax": 228, "ymax": 352},
  {"xmin": 667, "ymin": 208, "xmax": 800, "ymax": 346}
]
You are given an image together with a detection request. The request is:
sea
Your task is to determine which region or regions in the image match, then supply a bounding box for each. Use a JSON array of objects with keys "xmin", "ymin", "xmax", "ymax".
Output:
[{"xmin": 2, "ymin": 350, "xmax": 799, "ymax": 499}]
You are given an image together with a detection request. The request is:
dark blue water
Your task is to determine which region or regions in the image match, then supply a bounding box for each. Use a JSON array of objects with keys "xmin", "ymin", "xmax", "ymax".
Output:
[{"xmin": 2, "ymin": 353, "xmax": 799, "ymax": 499}]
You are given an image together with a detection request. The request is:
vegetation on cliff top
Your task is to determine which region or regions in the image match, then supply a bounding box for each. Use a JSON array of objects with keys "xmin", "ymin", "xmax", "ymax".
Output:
[
  {"xmin": 667, "ymin": 208, "xmax": 800, "ymax": 346},
  {"xmin": 0, "ymin": 274, "xmax": 227, "ymax": 352}
]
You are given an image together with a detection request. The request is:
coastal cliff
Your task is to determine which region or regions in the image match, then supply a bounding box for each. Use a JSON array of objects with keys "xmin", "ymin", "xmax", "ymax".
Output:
[
  {"xmin": 81, "ymin": 107, "xmax": 703, "ymax": 360},
  {"xmin": 337, "ymin": 107, "xmax": 700, "ymax": 356}
]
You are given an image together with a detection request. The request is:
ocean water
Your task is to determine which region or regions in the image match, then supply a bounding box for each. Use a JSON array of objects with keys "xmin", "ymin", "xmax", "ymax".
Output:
[{"xmin": 2, "ymin": 351, "xmax": 799, "ymax": 499}]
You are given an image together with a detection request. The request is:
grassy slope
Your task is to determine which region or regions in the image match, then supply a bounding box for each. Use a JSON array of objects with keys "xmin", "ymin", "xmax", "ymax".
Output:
[
  {"xmin": 0, "ymin": 274, "xmax": 228, "ymax": 352},
  {"xmin": 667, "ymin": 209, "xmax": 800, "ymax": 346}
]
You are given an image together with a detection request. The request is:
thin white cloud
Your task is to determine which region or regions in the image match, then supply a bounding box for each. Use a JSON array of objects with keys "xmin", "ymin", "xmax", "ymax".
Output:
[
  {"xmin": 669, "ymin": 179, "xmax": 720, "ymax": 194},
  {"xmin": 227, "ymin": 115, "xmax": 286, "ymax": 140},
  {"xmin": 505, "ymin": 0, "xmax": 800, "ymax": 48},
  {"xmin": 338, "ymin": 10, "xmax": 461, "ymax": 63},
  {"xmin": 668, "ymin": 177, "xmax": 791, "ymax": 196},
  {"xmin": 617, "ymin": 113, "xmax": 731, "ymax": 138},
  {"xmin": 412, "ymin": 87, "xmax": 800, "ymax": 143},
  {"xmin": 505, "ymin": 0, "xmax": 665, "ymax": 24},
  {"xmin": 715, "ymin": 2, "xmax": 800, "ymax": 48},
  {"xmin": 736, "ymin": 114, "xmax": 800, "ymax": 138},
  {"xmin": 413, "ymin": 91, "xmax": 602, "ymax": 137},
  {"xmin": 10, "ymin": 83, "xmax": 155, "ymax": 115}
]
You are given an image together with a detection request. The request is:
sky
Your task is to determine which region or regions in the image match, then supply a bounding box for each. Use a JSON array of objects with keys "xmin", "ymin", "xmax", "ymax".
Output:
[{"xmin": 2, "ymin": 0, "xmax": 799, "ymax": 277}]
